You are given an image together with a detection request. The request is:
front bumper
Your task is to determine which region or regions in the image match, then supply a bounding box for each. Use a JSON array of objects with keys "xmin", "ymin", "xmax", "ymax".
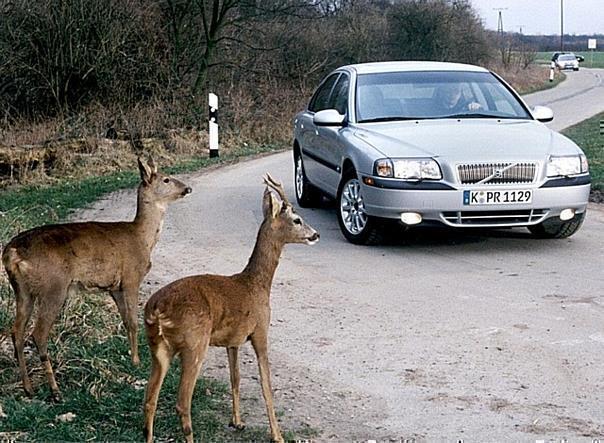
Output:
[{"xmin": 361, "ymin": 175, "xmax": 590, "ymax": 228}]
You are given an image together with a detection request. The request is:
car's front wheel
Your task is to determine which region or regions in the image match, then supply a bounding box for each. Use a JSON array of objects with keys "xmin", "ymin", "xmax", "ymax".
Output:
[
  {"xmin": 294, "ymin": 154, "xmax": 322, "ymax": 207},
  {"xmin": 337, "ymin": 172, "xmax": 384, "ymax": 245},
  {"xmin": 528, "ymin": 212, "xmax": 585, "ymax": 239}
]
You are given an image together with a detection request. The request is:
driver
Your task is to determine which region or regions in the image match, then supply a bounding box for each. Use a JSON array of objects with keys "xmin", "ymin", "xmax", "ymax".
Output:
[{"xmin": 435, "ymin": 83, "xmax": 482, "ymax": 114}]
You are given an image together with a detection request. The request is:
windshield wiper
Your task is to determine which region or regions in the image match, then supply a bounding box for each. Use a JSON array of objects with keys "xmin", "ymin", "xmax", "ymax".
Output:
[
  {"xmin": 440, "ymin": 112, "xmax": 512, "ymax": 119},
  {"xmin": 358, "ymin": 116, "xmax": 425, "ymax": 123}
]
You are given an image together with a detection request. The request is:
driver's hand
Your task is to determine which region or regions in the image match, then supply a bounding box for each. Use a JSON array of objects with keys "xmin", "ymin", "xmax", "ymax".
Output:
[{"xmin": 468, "ymin": 102, "xmax": 482, "ymax": 111}]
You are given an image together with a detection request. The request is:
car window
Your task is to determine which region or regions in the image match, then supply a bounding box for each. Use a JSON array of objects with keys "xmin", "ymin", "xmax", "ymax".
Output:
[
  {"xmin": 480, "ymin": 82, "xmax": 516, "ymax": 114},
  {"xmin": 356, "ymin": 71, "xmax": 531, "ymax": 121},
  {"xmin": 308, "ymin": 74, "xmax": 340, "ymax": 113},
  {"xmin": 329, "ymin": 74, "xmax": 350, "ymax": 115}
]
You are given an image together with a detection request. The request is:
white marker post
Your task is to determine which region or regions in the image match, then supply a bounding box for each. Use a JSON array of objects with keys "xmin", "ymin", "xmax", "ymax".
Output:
[
  {"xmin": 209, "ymin": 92, "xmax": 219, "ymax": 158},
  {"xmin": 549, "ymin": 60, "xmax": 555, "ymax": 82}
]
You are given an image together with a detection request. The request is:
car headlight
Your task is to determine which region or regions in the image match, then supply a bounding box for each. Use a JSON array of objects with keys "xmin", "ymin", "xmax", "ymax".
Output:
[
  {"xmin": 546, "ymin": 154, "xmax": 588, "ymax": 177},
  {"xmin": 374, "ymin": 158, "xmax": 442, "ymax": 180}
]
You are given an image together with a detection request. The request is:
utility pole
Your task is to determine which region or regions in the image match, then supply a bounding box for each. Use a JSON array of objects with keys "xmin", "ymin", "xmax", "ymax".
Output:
[
  {"xmin": 560, "ymin": 0, "xmax": 564, "ymax": 51},
  {"xmin": 493, "ymin": 8, "xmax": 507, "ymax": 35},
  {"xmin": 494, "ymin": 7, "xmax": 508, "ymax": 65}
]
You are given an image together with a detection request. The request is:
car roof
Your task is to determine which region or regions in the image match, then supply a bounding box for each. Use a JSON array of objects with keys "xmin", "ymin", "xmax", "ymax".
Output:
[{"xmin": 340, "ymin": 61, "xmax": 490, "ymax": 75}]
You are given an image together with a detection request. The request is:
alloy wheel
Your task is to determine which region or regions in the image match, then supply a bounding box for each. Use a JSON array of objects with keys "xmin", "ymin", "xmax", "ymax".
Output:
[{"xmin": 340, "ymin": 178, "xmax": 367, "ymax": 234}]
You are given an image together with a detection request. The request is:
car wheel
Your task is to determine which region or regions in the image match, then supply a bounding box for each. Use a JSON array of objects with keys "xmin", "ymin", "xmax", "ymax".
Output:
[
  {"xmin": 337, "ymin": 172, "xmax": 384, "ymax": 245},
  {"xmin": 528, "ymin": 212, "xmax": 585, "ymax": 239},
  {"xmin": 294, "ymin": 153, "xmax": 322, "ymax": 207}
]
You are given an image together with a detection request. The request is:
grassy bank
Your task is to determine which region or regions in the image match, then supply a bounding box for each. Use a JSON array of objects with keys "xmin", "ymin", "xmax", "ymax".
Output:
[
  {"xmin": 0, "ymin": 143, "xmax": 317, "ymax": 442},
  {"xmin": 563, "ymin": 112, "xmax": 604, "ymax": 195}
]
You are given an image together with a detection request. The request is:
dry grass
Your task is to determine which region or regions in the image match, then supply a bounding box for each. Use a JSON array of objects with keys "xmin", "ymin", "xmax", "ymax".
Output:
[
  {"xmin": 0, "ymin": 83, "xmax": 308, "ymax": 189},
  {"xmin": 488, "ymin": 63, "xmax": 564, "ymax": 95}
]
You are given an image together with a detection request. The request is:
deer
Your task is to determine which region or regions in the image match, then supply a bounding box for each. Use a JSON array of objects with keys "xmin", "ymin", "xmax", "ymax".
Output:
[
  {"xmin": 142, "ymin": 173, "xmax": 319, "ymax": 443},
  {"xmin": 1, "ymin": 156, "xmax": 192, "ymax": 401}
]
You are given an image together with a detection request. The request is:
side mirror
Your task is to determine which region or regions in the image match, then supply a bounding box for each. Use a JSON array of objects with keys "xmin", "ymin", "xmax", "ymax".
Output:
[
  {"xmin": 532, "ymin": 105, "xmax": 554, "ymax": 123},
  {"xmin": 313, "ymin": 109, "xmax": 345, "ymax": 127}
]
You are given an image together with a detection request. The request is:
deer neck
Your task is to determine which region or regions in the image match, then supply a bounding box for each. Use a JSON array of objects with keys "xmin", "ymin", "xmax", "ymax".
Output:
[
  {"xmin": 242, "ymin": 220, "xmax": 285, "ymax": 292},
  {"xmin": 133, "ymin": 188, "xmax": 167, "ymax": 253}
]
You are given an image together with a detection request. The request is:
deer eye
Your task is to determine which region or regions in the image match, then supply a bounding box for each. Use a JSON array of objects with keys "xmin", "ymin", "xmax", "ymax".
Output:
[
  {"xmin": 293, "ymin": 218, "xmax": 302, "ymax": 225},
  {"xmin": 163, "ymin": 178, "xmax": 170, "ymax": 183}
]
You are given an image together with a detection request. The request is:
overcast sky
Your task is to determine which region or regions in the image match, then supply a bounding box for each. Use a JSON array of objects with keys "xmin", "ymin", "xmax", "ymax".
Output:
[{"xmin": 470, "ymin": 0, "xmax": 604, "ymax": 36}]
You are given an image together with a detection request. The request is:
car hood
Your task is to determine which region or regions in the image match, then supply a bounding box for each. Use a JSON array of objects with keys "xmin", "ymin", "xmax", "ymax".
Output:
[{"xmin": 352, "ymin": 119, "xmax": 581, "ymax": 162}]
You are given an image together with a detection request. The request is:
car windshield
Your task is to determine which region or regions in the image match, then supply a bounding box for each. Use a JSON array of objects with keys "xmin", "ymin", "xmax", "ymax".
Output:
[
  {"xmin": 559, "ymin": 55, "xmax": 576, "ymax": 61},
  {"xmin": 356, "ymin": 71, "xmax": 532, "ymax": 122}
]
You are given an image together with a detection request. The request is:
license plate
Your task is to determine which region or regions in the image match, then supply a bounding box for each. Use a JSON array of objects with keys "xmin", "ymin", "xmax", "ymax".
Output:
[{"xmin": 463, "ymin": 189, "xmax": 532, "ymax": 205}]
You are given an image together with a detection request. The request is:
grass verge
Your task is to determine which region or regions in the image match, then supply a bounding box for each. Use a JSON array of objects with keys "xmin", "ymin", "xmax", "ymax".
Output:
[
  {"xmin": 520, "ymin": 69, "xmax": 566, "ymax": 95},
  {"xmin": 563, "ymin": 112, "xmax": 604, "ymax": 198},
  {"xmin": 0, "ymin": 143, "xmax": 283, "ymax": 247},
  {"xmin": 0, "ymin": 143, "xmax": 317, "ymax": 441}
]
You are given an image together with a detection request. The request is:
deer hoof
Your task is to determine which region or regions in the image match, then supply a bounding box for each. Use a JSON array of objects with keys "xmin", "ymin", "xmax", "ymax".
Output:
[
  {"xmin": 50, "ymin": 390, "xmax": 63, "ymax": 403},
  {"xmin": 23, "ymin": 384, "xmax": 34, "ymax": 398},
  {"xmin": 228, "ymin": 421, "xmax": 246, "ymax": 431}
]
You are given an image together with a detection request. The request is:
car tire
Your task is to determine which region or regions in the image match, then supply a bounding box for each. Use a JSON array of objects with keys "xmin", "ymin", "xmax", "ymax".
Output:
[
  {"xmin": 336, "ymin": 171, "xmax": 384, "ymax": 245},
  {"xmin": 528, "ymin": 212, "xmax": 585, "ymax": 239},
  {"xmin": 294, "ymin": 153, "xmax": 322, "ymax": 207},
  {"xmin": 573, "ymin": 68, "xmax": 579, "ymax": 71}
]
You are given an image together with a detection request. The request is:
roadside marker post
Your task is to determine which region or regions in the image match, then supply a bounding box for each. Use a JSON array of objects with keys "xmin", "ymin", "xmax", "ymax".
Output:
[
  {"xmin": 209, "ymin": 92, "xmax": 219, "ymax": 158},
  {"xmin": 599, "ymin": 120, "xmax": 603, "ymax": 135},
  {"xmin": 549, "ymin": 61, "xmax": 555, "ymax": 82}
]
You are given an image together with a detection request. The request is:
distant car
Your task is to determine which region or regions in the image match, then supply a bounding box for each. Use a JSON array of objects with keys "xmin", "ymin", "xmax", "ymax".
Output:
[
  {"xmin": 576, "ymin": 54, "xmax": 585, "ymax": 63},
  {"xmin": 551, "ymin": 52, "xmax": 564, "ymax": 61},
  {"xmin": 554, "ymin": 53, "xmax": 580, "ymax": 71},
  {"xmin": 293, "ymin": 61, "xmax": 590, "ymax": 245}
]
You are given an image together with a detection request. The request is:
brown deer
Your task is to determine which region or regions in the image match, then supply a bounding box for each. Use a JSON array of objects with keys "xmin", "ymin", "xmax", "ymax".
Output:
[
  {"xmin": 2, "ymin": 156, "xmax": 191, "ymax": 401},
  {"xmin": 143, "ymin": 174, "xmax": 319, "ymax": 443}
]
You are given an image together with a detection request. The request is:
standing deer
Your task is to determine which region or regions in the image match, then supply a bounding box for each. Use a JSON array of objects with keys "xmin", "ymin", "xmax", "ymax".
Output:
[
  {"xmin": 2, "ymin": 156, "xmax": 191, "ymax": 400},
  {"xmin": 143, "ymin": 174, "xmax": 319, "ymax": 443}
]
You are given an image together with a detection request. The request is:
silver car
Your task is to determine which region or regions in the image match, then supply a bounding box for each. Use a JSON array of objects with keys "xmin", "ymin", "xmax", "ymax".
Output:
[
  {"xmin": 555, "ymin": 53, "xmax": 580, "ymax": 71},
  {"xmin": 293, "ymin": 61, "xmax": 590, "ymax": 245}
]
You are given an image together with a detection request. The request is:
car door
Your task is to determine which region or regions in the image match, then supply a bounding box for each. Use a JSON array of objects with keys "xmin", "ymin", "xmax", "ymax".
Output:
[
  {"xmin": 298, "ymin": 73, "xmax": 340, "ymax": 192},
  {"xmin": 312, "ymin": 73, "xmax": 351, "ymax": 196}
]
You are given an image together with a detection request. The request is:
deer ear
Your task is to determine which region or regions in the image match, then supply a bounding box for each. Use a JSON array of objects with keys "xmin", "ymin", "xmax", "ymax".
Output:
[
  {"xmin": 147, "ymin": 156, "xmax": 158, "ymax": 174},
  {"xmin": 138, "ymin": 156, "xmax": 154, "ymax": 184},
  {"xmin": 262, "ymin": 188, "xmax": 282, "ymax": 219}
]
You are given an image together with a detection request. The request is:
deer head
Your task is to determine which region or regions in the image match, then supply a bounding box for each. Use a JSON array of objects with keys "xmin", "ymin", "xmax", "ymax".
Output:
[
  {"xmin": 137, "ymin": 156, "xmax": 192, "ymax": 206},
  {"xmin": 262, "ymin": 173, "xmax": 319, "ymax": 245}
]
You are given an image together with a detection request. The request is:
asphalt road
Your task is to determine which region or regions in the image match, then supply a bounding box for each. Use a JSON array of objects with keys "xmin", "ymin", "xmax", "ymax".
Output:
[
  {"xmin": 78, "ymin": 69, "xmax": 604, "ymax": 441},
  {"xmin": 523, "ymin": 67, "xmax": 604, "ymax": 131}
]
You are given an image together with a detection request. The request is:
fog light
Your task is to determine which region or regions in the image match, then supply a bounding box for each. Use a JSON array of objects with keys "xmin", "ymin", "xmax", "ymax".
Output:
[
  {"xmin": 559, "ymin": 208, "xmax": 575, "ymax": 221},
  {"xmin": 401, "ymin": 212, "xmax": 422, "ymax": 225}
]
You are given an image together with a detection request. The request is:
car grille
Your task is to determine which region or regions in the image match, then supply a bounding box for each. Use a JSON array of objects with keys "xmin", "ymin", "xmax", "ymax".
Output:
[
  {"xmin": 441, "ymin": 209, "xmax": 548, "ymax": 226},
  {"xmin": 457, "ymin": 162, "xmax": 537, "ymax": 185}
]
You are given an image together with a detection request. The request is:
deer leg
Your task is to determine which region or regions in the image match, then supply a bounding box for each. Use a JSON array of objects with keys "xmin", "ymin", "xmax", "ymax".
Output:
[
  {"xmin": 176, "ymin": 340, "xmax": 209, "ymax": 443},
  {"xmin": 111, "ymin": 288, "xmax": 140, "ymax": 365},
  {"xmin": 143, "ymin": 342, "xmax": 173, "ymax": 443},
  {"xmin": 251, "ymin": 333, "xmax": 283, "ymax": 443},
  {"xmin": 227, "ymin": 346, "xmax": 245, "ymax": 430},
  {"xmin": 31, "ymin": 283, "xmax": 69, "ymax": 402},
  {"xmin": 11, "ymin": 282, "xmax": 35, "ymax": 397}
]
